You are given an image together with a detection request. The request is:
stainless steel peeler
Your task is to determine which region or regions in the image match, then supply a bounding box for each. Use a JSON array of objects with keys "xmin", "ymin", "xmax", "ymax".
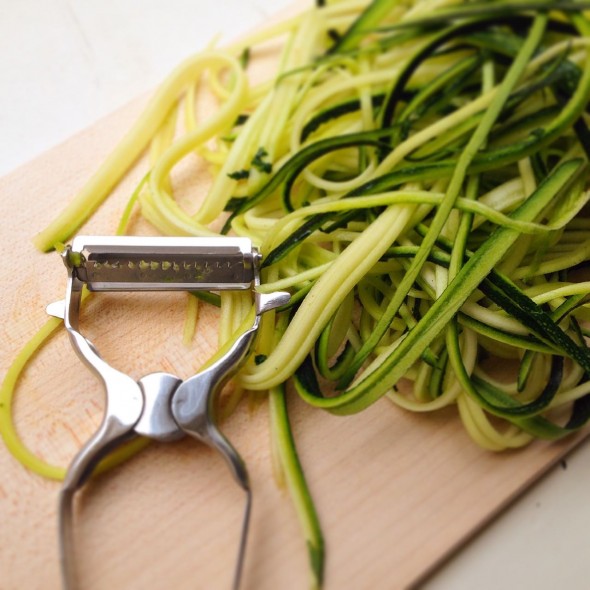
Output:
[{"xmin": 47, "ymin": 235, "xmax": 289, "ymax": 590}]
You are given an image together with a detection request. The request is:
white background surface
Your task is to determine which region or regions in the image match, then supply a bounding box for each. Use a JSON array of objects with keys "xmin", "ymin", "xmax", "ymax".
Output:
[{"xmin": 2, "ymin": 1, "xmax": 590, "ymax": 588}]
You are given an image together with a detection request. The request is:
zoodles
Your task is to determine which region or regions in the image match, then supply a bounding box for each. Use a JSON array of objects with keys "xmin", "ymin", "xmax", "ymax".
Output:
[{"xmin": 4, "ymin": 0, "xmax": 590, "ymax": 586}]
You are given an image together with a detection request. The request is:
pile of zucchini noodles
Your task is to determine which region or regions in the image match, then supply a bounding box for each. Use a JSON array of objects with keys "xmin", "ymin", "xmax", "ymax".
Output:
[{"xmin": 4, "ymin": 0, "xmax": 590, "ymax": 585}]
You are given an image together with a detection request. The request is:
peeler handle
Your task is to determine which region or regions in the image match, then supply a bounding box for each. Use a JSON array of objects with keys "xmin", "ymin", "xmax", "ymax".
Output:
[
  {"xmin": 171, "ymin": 322, "xmax": 259, "ymax": 488},
  {"xmin": 58, "ymin": 270, "xmax": 145, "ymax": 589},
  {"xmin": 170, "ymin": 290, "xmax": 289, "ymax": 590},
  {"xmin": 172, "ymin": 340, "xmax": 256, "ymax": 590},
  {"xmin": 59, "ymin": 416, "xmax": 138, "ymax": 590},
  {"xmin": 170, "ymin": 289, "xmax": 291, "ymax": 453}
]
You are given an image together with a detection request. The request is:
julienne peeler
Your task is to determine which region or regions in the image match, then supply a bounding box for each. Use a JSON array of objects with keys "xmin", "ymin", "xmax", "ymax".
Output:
[{"xmin": 46, "ymin": 235, "xmax": 290, "ymax": 590}]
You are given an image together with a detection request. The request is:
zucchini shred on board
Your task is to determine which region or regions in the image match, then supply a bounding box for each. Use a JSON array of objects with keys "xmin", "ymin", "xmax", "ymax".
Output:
[{"xmin": 4, "ymin": 0, "xmax": 590, "ymax": 587}]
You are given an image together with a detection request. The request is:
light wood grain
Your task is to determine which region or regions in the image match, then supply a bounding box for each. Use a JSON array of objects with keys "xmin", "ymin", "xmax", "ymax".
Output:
[{"xmin": 1, "ymin": 23, "xmax": 589, "ymax": 590}]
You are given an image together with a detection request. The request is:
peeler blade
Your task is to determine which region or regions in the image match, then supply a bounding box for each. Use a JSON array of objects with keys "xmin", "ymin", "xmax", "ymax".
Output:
[{"xmin": 66, "ymin": 236, "xmax": 258, "ymax": 291}]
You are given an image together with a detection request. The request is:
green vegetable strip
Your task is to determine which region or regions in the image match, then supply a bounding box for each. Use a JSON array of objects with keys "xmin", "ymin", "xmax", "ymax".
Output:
[
  {"xmin": 269, "ymin": 385, "xmax": 324, "ymax": 589},
  {"xmin": 0, "ymin": 318, "xmax": 67, "ymax": 479},
  {"xmin": 448, "ymin": 330, "xmax": 570, "ymax": 440},
  {"xmin": 516, "ymin": 294, "xmax": 588, "ymax": 391},
  {"xmin": 0, "ymin": 305, "xmax": 150, "ymax": 479},
  {"xmin": 33, "ymin": 51, "xmax": 247, "ymax": 251},
  {"xmin": 392, "ymin": 2, "xmax": 590, "ymax": 29},
  {"xmin": 480, "ymin": 269, "xmax": 590, "ymax": 374},
  {"xmin": 328, "ymin": 0, "xmax": 399, "ymax": 54},
  {"xmin": 224, "ymin": 127, "xmax": 395, "ymax": 230}
]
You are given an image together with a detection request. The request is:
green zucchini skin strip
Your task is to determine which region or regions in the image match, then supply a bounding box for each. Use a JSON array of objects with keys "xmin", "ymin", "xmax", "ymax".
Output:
[
  {"xmin": 377, "ymin": 12, "xmax": 580, "ymax": 132},
  {"xmin": 446, "ymin": 323, "xmax": 574, "ymax": 440},
  {"xmin": 480, "ymin": 271, "xmax": 590, "ymax": 375},
  {"xmin": 445, "ymin": 324, "xmax": 564, "ymax": 418},
  {"xmin": 389, "ymin": 2, "xmax": 590, "ymax": 30},
  {"xmin": 223, "ymin": 127, "xmax": 397, "ymax": 232},
  {"xmin": 189, "ymin": 290, "xmax": 222, "ymax": 307},
  {"xmin": 327, "ymin": 0, "xmax": 399, "ymax": 54},
  {"xmin": 517, "ymin": 294, "xmax": 588, "ymax": 391},
  {"xmin": 269, "ymin": 384, "xmax": 324, "ymax": 588},
  {"xmin": 262, "ymin": 163, "xmax": 451, "ymax": 267},
  {"xmin": 388, "ymin": 243, "xmax": 590, "ymax": 360},
  {"xmin": 407, "ymin": 60, "xmax": 590, "ymax": 173},
  {"xmin": 300, "ymin": 94, "xmax": 386, "ymax": 143}
]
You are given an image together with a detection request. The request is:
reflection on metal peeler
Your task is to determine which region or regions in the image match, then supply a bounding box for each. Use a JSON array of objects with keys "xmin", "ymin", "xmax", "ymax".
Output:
[{"xmin": 46, "ymin": 236, "xmax": 290, "ymax": 590}]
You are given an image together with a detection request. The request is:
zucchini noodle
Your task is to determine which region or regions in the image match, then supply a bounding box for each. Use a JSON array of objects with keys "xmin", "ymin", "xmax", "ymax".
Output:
[{"xmin": 5, "ymin": 0, "xmax": 590, "ymax": 586}]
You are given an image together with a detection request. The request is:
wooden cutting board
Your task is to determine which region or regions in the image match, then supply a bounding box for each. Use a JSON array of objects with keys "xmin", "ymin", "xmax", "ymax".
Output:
[{"xmin": 1, "ymin": 17, "xmax": 589, "ymax": 590}]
